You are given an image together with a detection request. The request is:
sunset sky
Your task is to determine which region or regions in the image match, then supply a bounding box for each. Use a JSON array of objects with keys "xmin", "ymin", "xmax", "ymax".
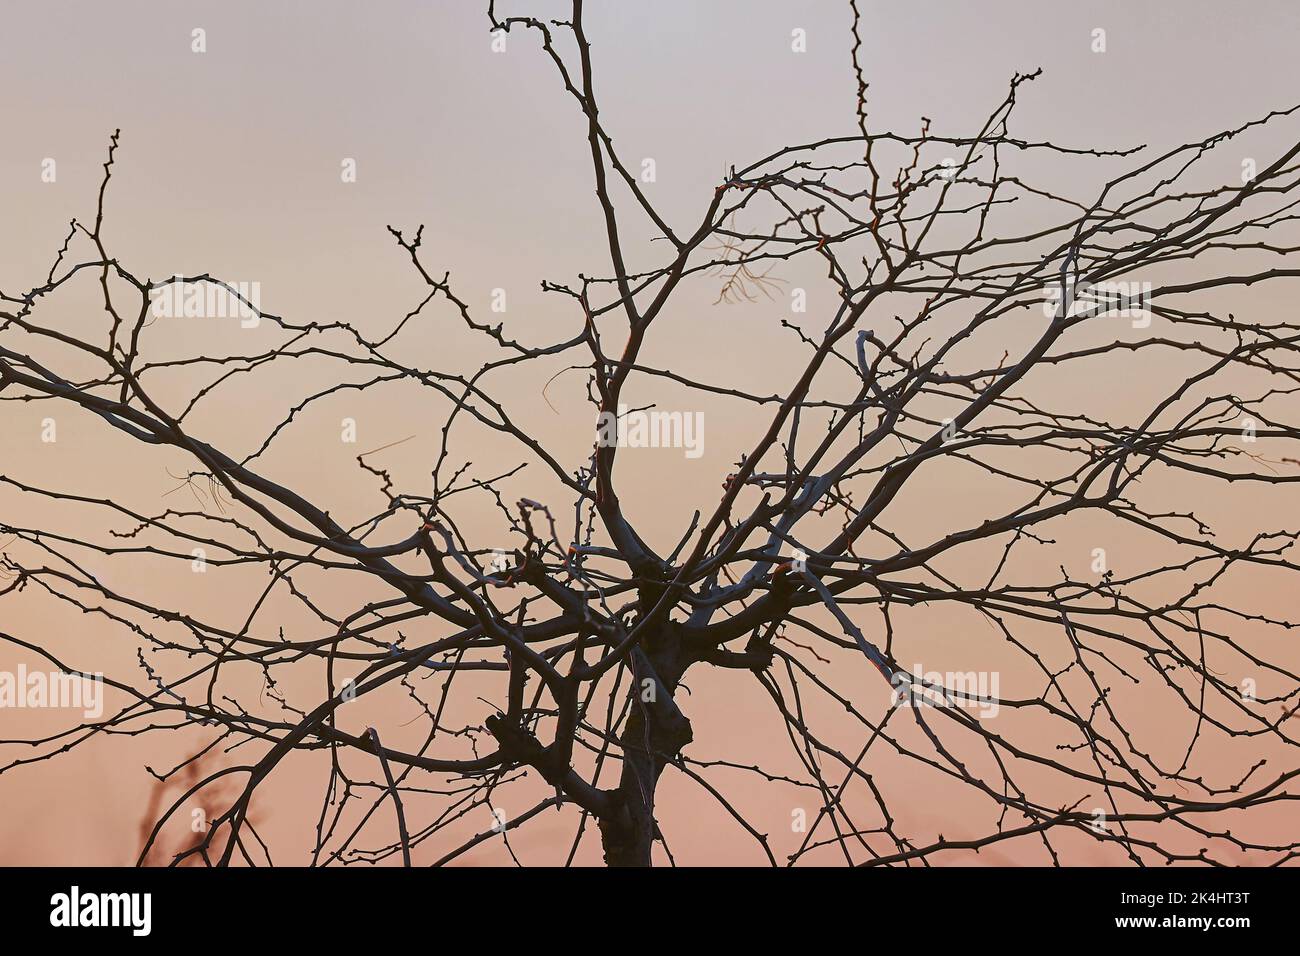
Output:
[{"xmin": 2, "ymin": 0, "xmax": 1299, "ymax": 866}]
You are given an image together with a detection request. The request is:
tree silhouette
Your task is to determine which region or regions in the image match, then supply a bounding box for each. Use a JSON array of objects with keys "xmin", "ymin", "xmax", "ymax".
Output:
[{"xmin": 4, "ymin": 1, "xmax": 1300, "ymax": 866}]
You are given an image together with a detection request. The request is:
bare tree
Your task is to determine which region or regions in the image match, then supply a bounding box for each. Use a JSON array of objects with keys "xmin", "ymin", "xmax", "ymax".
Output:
[{"xmin": 4, "ymin": 1, "xmax": 1300, "ymax": 867}]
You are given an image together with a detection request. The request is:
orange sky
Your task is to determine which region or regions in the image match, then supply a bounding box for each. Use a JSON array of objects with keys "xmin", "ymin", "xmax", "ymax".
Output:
[{"xmin": 2, "ymin": 0, "xmax": 1299, "ymax": 866}]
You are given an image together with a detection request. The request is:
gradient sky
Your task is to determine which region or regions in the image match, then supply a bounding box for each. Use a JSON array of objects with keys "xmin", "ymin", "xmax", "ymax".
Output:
[{"xmin": 2, "ymin": 1, "xmax": 1299, "ymax": 866}]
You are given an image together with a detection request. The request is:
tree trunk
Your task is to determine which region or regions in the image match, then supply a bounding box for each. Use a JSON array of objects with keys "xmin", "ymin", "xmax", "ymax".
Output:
[{"xmin": 597, "ymin": 623, "xmax": 693, "ymax": 866}]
